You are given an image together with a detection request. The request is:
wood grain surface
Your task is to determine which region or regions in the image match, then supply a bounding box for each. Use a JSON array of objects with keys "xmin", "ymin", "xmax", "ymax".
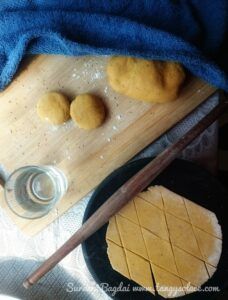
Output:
[{"xmin": 0, "ymin": 55, "xmax": 216, "ymax": 236}]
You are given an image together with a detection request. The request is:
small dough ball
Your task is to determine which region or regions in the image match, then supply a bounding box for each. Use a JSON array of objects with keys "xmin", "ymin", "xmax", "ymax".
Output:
[
  {"xmin": 37, "ymin": 92, "xmax": 70, "ymax": 125},
  {"xmin": 70, "ymin": 94, "xmax": 105, "ymax": 130},
  {"xmin": 107, "ymin": 56, "xmax": 186, "ymax": 103}
]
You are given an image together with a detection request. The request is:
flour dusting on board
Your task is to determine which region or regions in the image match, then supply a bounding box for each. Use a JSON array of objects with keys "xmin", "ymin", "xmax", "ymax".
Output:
[
  {"xmin": 1, "ymin": 55, "xmax": 151, "ymax": 171},
  {"xmin": 0, "ymin": 53, "xmax": 215, "ymax": 235}
]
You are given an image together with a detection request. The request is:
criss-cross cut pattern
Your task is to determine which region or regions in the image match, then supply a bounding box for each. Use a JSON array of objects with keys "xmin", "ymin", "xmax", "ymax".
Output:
[{"xmin": 106, "ymin": 186, "xmax": 222, "ymax": 298}]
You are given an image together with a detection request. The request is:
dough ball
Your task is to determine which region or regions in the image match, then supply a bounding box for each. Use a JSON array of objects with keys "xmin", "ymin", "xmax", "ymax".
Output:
[
  {"xmin": 107, "ymin": 56, "xmax": 186, "ymax": 103},
  {"xmin": 37, "ymin": 92, "xmax": 70, "ymax": 125},
  {"xmin": 70, "ymin": 94, "xmax": 105, "ymax": 130}
]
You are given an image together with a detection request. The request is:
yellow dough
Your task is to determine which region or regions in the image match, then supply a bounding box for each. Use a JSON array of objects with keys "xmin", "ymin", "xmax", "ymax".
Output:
[
  {"xmin": 166, "ymin": 213, "xmax": 202, "ymax": 259},
  {"xmin": 106, "ymin": 186, "xmax": 222, "ymax": 298},
  {"xmin": 115, "ymin": 214, "xmax": 148, "ymax": 259},
  {"xmin": 37, "ymin": 92, "xmax": 70, "ymax": 125},
  {"xmin": 142, "ymin": 228, "xmax": 178, "ymax": 276},
  {"xmin": 107, "ymin": 56, "xmax": 186, "ymax": 103},
  {"xmin": 106, "ymin": 216, "xmax": 121, "ymax": 245},
  {"xmin": 125, "ymin": 249, "xmax": 155, "ymax": 294},
  {"xmin": 184, "ymin": 198, "xmax": 222, "ymax": 239},
  {"xmin": 134, "ymin": 197, "xmax": 169, "ymax": 241},
  {"xmin": 173, "ymin": 246, "xmax": 209, "ymax": 287},
  {"xmin": 158, "ymin": 186, "xmax": 189, "ymax": 222},
  {"xmin": 193, "ymin": 227, "xmax": 222, "ymax": 267},
  {"xmin": 107, "ymin": 240, "xmax": 130, "ymax": 279},
  {"xmin": 142, "ymin": 187, "xmax": 164, "ymax": 209},
  {"xmin": 151, "ymin": 264, "xmax": 185, "ymax": 298},
  {"xmin": 205, "ymin": 264, "xmax": 216, "ymax": 278},
  {"xmin": 70, "ymin": 94, "xmax": 105, "ymax": 130}
]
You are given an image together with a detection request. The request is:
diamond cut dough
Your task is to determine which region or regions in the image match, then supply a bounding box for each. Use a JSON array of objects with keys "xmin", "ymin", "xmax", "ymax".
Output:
[
  {"xmin": 134, "ymin": 197, "xmax": 169, "ymax": 241},
  {"xmin": 118, "ymin": 199, "xmax": 138, "ymax": 223},
  {"xmin": 184, "ymin": 199, "xmax": 222, "ymax": 239},
  {"xmin": 142, "ymin": 228, "xmax": 178, "ymax": 276},
  {"xmin": 106, "ymin": 216, "xmax": 121, "ymax": 245},
  {"xmin": 125, "ymin": 249, "xmax": 155, "ymax": 294},
  {"xmin": 158, "ymin": 186, "xmax": 189, "ymax": 222},
  {"xmin": 139, "ymin": 187, "xmax": 164, "ymax": 209},
  {"xmin": 106, "ymin": 186, "xmax": 222, "ymax": 298},
  {"xmin": 115, "ymin": 214, "xmax": 148, "ymax": 259},
  {"xmin": 194, "ymin": 227, "xmax": 222, "ymax": 267},
  {"xmin": 107, "ymin": 240, "xmax": 130, "ymax": 279},
  {"xmin": 173, "ymin": 246, "xmax": 209, "ymax": 287},
  {"xmin": 166, "ymin": 212, "xmax": 202, "ymax": 259},
  {"xmin": 151, "ymin": 264, "xmax": 185, "ymax": 298}
]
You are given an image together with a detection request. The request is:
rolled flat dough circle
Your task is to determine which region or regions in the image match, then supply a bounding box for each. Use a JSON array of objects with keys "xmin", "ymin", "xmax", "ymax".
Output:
[
  {"xmin": 37, "ymin": 92, "xmax": 70, "ymax": 125},
  {"xmin": 107, "ymin": 56, "xmax": 186, "ymax": 103},
  {"xmin": 106, "ymin": 186, "xmax": 222, "ymax": 297},
  {"xmin": 70, "ymin": 94, "xmax": 106, "ymax": 130}
]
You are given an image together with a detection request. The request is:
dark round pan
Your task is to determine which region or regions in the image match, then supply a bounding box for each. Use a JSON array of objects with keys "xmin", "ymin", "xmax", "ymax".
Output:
[{"xmin": 82, "ymin": 158, "xmax": 228, "ymax": 299}]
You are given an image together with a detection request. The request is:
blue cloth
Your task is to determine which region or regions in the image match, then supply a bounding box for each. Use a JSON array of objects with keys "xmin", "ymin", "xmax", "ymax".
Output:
[{"xmin": 0, "ymin": 0, "xmax": 227, "ymax": 91}]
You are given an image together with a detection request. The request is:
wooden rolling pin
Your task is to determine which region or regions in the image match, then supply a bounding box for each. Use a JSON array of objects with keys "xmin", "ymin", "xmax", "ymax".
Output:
[
  {"xmin": 0, "ymin": 177, "xmax": 4, "ymax": 187},
  {"xmin": 24, "ymin": 91, "xmax": 228, "ymax": 288}
]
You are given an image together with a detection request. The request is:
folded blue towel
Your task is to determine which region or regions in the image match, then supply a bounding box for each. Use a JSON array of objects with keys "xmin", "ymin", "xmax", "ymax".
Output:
[{"xmin": 0, "ymin": 0, "xmax": 227, "ymax": 91}]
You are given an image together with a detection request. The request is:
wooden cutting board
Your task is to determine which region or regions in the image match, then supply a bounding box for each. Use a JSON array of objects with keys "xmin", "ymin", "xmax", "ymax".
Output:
[{"xmin": 0, "ymin": 55, "xmax": 216, "ymax": 236}]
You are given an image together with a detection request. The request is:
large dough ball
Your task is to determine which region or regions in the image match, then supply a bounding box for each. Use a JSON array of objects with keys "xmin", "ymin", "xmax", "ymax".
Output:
[
  {"xmin": 107, "ymin": 56, "xmax": 186, "ymax": 103},
  {"xmin": 70, "ymin": 94, "xmax": 105, "ymax": 130},
  {"xmin": 37, "ymin": 92, "xmax": 70, "ymax": 125}
]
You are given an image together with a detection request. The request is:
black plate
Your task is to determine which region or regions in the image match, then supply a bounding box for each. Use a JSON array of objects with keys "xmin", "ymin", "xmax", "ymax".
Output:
[{"xmin": 82, "ymin": 158, "xmax": 228, "ymax": 299}]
